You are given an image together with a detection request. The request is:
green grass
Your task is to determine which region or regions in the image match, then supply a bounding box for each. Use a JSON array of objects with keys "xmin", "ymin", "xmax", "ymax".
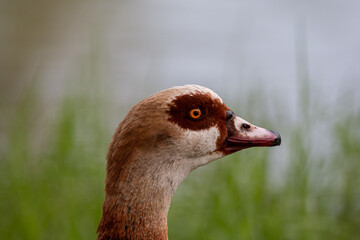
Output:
[
  {"xmin": 1, "ymin": 81, "xmax": 359, "ymax": 240},
  {"xmin": 0, "ymin": 83, "xmax": 107, "ymax": 239}
]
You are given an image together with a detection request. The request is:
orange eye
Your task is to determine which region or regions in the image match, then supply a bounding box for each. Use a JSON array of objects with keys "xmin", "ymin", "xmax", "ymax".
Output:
[{"xmin": 189, "ymin": 108, "xmax": 202, "ymax": 119}]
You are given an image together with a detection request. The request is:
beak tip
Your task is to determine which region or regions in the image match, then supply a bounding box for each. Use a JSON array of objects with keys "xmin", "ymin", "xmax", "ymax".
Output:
[{"xmin": 270, "ymin": 130, "xmax": 281, "ymax": 146}]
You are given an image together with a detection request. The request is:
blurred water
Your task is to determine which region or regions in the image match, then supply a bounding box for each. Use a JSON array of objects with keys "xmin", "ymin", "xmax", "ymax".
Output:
[
  {"xmin": 2, "ymin": 1, "xmax": 360, "ymax": 115},
  {"xmin": 1, "ymin": 0, "xmax": 360, "ymax": 142}
]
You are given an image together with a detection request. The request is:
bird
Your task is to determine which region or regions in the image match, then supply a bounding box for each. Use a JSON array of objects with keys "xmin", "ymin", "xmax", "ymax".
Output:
[{"xmin": 97, "ymin": 85, "xmax": 281, "ymax": 240}]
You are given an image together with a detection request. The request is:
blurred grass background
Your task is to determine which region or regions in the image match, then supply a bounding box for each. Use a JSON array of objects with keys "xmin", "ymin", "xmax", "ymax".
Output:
[{"xmin": 1, "ymin": 0, "xmax": 360, "ymax": 239}]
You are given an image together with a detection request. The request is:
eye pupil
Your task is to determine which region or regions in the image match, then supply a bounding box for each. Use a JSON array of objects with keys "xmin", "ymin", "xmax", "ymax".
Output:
[
  {"xmin": 242, "ymin": 123, "xmax": 251, "ymax": 130},
  {"xmin": 193, "ymin": 111, "xmax": 199, "ymax": 116}
]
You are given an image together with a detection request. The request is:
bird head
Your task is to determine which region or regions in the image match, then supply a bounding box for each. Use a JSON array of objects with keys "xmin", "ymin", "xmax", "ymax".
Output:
[{"xmin": 112, "ymin": 85, "xmax": 281, "ymax": 174}]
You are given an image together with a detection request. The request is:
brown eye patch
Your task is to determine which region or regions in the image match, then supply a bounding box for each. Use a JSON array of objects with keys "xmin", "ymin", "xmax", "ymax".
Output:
[{"xmin": 167, "ymin": 92, "xmax": 229, "ymax": 135}]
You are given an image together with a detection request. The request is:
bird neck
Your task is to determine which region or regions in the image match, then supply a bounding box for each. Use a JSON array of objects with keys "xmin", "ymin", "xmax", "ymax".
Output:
[
  {"xmin": 97, "ymin": 143, "xmax": 189, "ymax": 240},
  {"xmin": 97, "ymin": 193, "xmax": 169, "ymax": 240}
]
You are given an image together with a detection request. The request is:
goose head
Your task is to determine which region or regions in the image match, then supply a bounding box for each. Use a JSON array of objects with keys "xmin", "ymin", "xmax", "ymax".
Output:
[{"xmin": 97, "ymin": 85, "xmax": 281, "ymax": 240}]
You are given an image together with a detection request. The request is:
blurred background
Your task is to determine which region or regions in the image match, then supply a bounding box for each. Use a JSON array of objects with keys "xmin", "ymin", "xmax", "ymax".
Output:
[{"xmin": 1, "ymin": 0, "xmax": 359, "ymax": 239}]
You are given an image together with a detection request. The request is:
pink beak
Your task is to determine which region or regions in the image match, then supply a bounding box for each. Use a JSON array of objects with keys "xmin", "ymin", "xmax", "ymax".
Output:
[{"xmin": 223, "ymin": 110, "xmax": 281, "ymax": 153}]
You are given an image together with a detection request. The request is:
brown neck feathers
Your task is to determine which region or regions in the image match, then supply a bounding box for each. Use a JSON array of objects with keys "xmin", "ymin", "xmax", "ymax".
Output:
[
  {"xmin": 97, "ymin": 123, "xmax": 171, "ymax": 240},
  {"xmin": 97, "ymin": 195, "xmax": 168, "ymax": 240}
]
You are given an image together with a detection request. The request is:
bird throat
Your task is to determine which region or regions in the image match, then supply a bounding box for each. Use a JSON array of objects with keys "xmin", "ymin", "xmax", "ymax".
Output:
[{"xmin": 97, "ymin": 146, "xmax": 184, "ymax": 240}]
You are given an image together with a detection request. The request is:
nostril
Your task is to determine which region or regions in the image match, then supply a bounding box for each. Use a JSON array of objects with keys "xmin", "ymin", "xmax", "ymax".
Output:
[{"xmin": 241, "ymin": 123, "xmax": 251, "ymax": 130}]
